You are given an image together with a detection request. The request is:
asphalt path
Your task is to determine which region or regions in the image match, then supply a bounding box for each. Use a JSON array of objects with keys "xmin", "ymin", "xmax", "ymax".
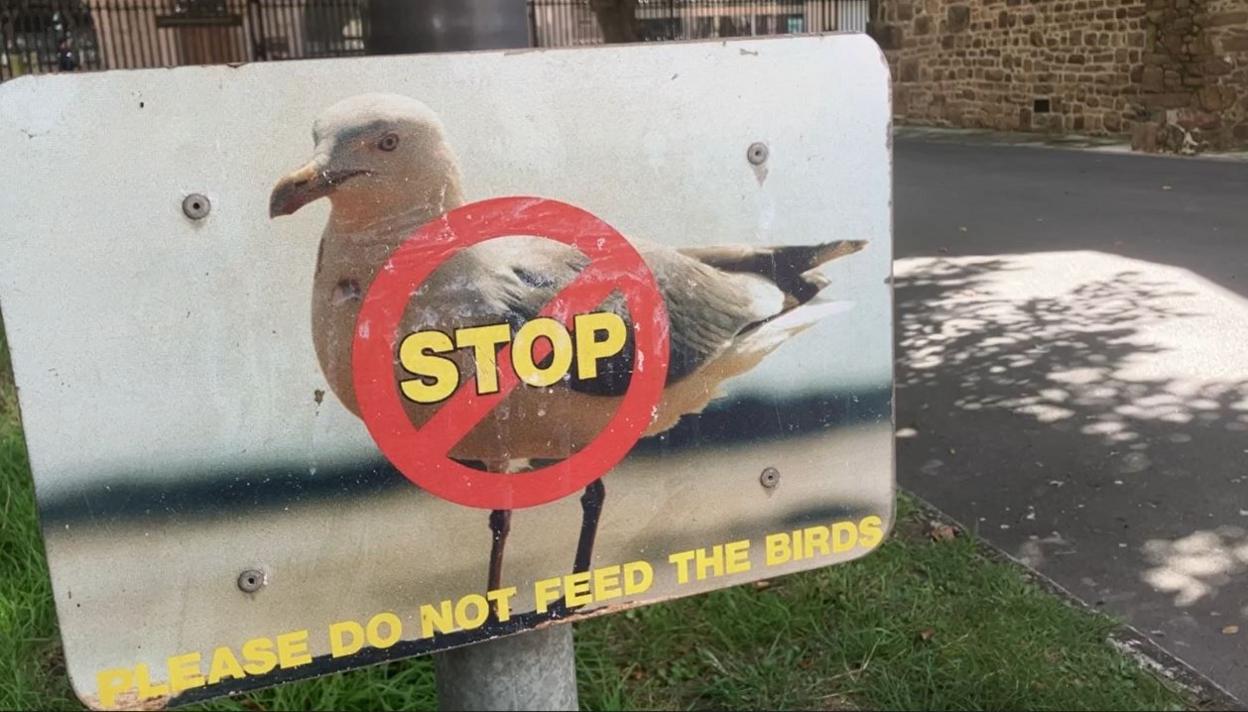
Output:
[{"xmin": 895, "ymin": 134, "xmax": 1248, "ymax": 700}]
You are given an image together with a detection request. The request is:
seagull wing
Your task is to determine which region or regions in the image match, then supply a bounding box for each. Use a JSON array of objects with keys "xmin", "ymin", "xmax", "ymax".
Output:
[
  {"xmin": 403, "ymin": 237, "xmax": 865, "ymax": 398},
  {"xmin": 412, "ymin": 237, "xmax": 786, "ymax": 397}
]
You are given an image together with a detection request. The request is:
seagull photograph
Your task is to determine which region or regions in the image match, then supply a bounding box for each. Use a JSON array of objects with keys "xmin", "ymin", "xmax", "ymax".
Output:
[{"xmin": 269, "ymin": 93, "xmax": 869, "ymax": 615}]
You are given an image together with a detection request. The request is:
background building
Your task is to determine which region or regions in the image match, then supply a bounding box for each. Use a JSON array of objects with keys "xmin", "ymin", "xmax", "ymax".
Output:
[
  {"xmin": 870, "ymin": 0, "xmax": 1248, "ymax": 151},
  {"xmin": 530, "ymin": 0, "xmax": 869, "ymax": 45},
  {"xmin": 3, "ymin": 0, "xmax": 1243, "ymax": 151},
  {"xmin": 1, "ymin": 0, "xmax": 868, "ymax": 80}
]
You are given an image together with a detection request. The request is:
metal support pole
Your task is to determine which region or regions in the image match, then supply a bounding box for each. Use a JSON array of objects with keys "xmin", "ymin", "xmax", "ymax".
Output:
[
  {"xmin": 365, "ymin": 0, "xmax": 529, "ymax": 55},
  {"xmin": 434, "ymin": 624, "xmax": 578, "ymax": 711},
  {"xmin": 371, "ymin": 2, "xmax": 577, "ymax": 708}
]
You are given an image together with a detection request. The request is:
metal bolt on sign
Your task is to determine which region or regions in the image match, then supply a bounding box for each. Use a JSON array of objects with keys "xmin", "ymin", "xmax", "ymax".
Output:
[
  {"xmin": 760, "ymin": 467, "xmax": 781, "ymax": 489},
  {"xmin": 747, "ymin": 142, "xmax": 769, "ymax": 165},
  {"xmin": 182, "ymin": 193, "xmax": 211, "ymax": 220},
  {"xmin": 236, "ymin": 569, "xmax": 266, "ymax": 593}
]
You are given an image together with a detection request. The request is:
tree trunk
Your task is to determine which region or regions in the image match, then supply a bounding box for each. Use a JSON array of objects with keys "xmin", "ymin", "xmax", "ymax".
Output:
[{"xmin": 590, "ymin": 0, "xmax": 640, "ymax": 43}]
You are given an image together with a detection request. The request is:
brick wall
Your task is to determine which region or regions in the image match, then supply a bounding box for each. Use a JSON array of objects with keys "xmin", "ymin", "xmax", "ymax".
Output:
[
  {"xmin": 1136, "ymin": 0, "xmax": 1248, "ymax": 150},
  {"xmin": 872, "ymin": 0, "xmax": 1248, "ymax": 151}
]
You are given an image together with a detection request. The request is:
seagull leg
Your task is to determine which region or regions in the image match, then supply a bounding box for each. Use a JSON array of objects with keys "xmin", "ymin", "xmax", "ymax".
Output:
[
  {"xmin": 486, "ymin": 509, "xmax": 511, "ymax": 623},
  {"xmin": 573, "ymin": 478, "xmax": 606, "ymax": 576},
  {"xmin": 549, "ymin": 478, "xmax": 606, "ymax": 618}
]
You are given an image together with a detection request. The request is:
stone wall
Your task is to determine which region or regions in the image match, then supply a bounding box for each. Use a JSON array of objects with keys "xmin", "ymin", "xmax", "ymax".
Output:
[
  {"xmin": 1134, "ymin": 0, "xmax": 1248, "ymax": 150},
  {"xmin": 871, "ymin": 0, "xmax": 1248, "ymax": 151}
]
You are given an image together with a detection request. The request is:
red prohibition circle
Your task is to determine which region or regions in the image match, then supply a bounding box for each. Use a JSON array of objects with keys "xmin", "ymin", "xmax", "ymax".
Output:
[{"xmin": 353, "ymin": 196, "xmax": 670, "ymax": 510}]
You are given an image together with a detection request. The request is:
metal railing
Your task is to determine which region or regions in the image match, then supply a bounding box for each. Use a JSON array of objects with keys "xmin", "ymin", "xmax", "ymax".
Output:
[
  {"xmin": 1, "ymin": 0, "xmax": 867, "ymax": 82},
  {"xmin": 529, "ymin": 0, "xmax": 868, "ymax": 47},
  {"xmin": 1, "ymin": 0, "xmax": 368, "ymax": 80}
]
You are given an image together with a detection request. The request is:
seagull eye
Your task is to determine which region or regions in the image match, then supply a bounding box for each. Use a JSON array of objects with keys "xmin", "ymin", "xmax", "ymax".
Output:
[{"xmin": 378, "ymin": 133, "xmax": 400, "ymax": 152}]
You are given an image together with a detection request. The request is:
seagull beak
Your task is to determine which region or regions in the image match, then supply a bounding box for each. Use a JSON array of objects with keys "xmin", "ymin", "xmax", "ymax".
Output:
[{"xmin": 269, "ymin": 160, "xmax": 328, "ymax": 218}]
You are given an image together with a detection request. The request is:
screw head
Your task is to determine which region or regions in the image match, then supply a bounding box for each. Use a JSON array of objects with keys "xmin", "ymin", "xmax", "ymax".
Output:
[
  {"xmin": 237, "ymin": 569, "xmax": 265, "ymax": 593},
  {"xmin": 182, "ymin": 193, "xmax": 211, "ymax": 220},
  {"xmin": 747, "ymin": 142, "xmax": 769, "ymax": 165},
  {"xmin": 760, "ymin": 467, "xmax": 780, "ymax": 489}
]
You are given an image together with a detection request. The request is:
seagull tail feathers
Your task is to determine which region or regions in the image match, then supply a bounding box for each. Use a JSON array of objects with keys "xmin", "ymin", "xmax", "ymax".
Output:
[{"xmin": 677, "ymin": 240, "xmax": 867, "ymax": 308}]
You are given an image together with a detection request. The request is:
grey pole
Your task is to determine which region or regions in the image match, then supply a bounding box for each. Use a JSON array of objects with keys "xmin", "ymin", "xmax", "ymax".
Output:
[
  {"xmin": 435, "ymin": 625, "xmax": 579, "ymax": 711},
  {"xmin": 360, "ymin": 4, "xmax": 579, "ymax": 710},
  {"xmin": 366, "ymin": 0, "xmax": 530, "ymax": 55}
]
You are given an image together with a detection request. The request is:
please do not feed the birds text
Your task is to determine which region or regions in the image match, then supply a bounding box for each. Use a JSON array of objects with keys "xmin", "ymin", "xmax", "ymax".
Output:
[{"xmin": 93, "ymin": 515, "xmax": 884, "ymax": 708}]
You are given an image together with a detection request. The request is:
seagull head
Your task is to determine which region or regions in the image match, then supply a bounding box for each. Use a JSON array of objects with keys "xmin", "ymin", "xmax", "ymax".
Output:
[{"xmin": 269, "ymin": 93, "xmax": 462, "ymax": 222}]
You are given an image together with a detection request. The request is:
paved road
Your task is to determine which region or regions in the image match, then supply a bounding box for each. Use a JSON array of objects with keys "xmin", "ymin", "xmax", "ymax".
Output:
[{"xmin": 894, "ymin": 136, "xmax": 1248, "ymax": 700}]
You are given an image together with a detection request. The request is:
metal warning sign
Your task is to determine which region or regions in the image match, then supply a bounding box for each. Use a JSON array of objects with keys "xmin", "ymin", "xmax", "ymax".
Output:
[{"xmin": 0, "ymin": 34, "xmax": 893, "ymax": 708}]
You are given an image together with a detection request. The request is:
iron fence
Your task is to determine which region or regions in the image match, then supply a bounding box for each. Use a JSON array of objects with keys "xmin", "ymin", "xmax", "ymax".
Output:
[
  {"xmin": 1, "ymin": 0, "xmax": 868, "ymax": 81},
  {"xmin": 1, "ymin": 0, "xmax": 368, "ymax": 80},
  {"xmin": 529, "ymin": 0, "xmax": 868, "ymax": 47}
]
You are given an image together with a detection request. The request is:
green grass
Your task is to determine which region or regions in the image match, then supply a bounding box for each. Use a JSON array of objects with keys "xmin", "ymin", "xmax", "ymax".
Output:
[{"xmin": 0, "ymin": 320, "xmax": 1189, "ymax": 711}]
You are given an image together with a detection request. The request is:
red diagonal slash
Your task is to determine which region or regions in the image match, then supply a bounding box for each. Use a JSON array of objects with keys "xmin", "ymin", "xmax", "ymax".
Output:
[{"xmin": 353, "ymin": 197, "xmax": 670, "ymax": 510}]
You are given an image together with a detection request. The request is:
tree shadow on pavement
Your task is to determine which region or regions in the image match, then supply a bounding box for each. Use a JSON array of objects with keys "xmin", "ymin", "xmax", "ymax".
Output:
[{"xmin": 894, "ymin": 256, "xmax": 1248, "ymax": 661}]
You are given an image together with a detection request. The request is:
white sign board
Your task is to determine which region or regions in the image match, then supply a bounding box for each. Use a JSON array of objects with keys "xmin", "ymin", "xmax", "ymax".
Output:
[{"xmin": 0, "ymin": 34, "xmax": 893, "ymax": 708}]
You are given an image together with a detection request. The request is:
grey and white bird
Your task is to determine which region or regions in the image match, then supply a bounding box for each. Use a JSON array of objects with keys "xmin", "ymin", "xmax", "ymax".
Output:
[{"xmin": 269, "ymin": 93, "xmax": 865, "ymax": 609}]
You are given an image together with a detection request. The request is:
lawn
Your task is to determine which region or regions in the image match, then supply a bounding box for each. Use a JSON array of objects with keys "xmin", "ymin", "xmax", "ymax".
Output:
[{"xmin": 0, "ymin": 319, "xmax": 1189, "ymax": 711}]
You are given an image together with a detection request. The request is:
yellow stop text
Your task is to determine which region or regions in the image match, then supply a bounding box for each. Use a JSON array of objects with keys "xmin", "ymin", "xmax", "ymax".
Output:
[{"xmin": 398, "ymin": 311, "xmax": 628, "ymax": 404}]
